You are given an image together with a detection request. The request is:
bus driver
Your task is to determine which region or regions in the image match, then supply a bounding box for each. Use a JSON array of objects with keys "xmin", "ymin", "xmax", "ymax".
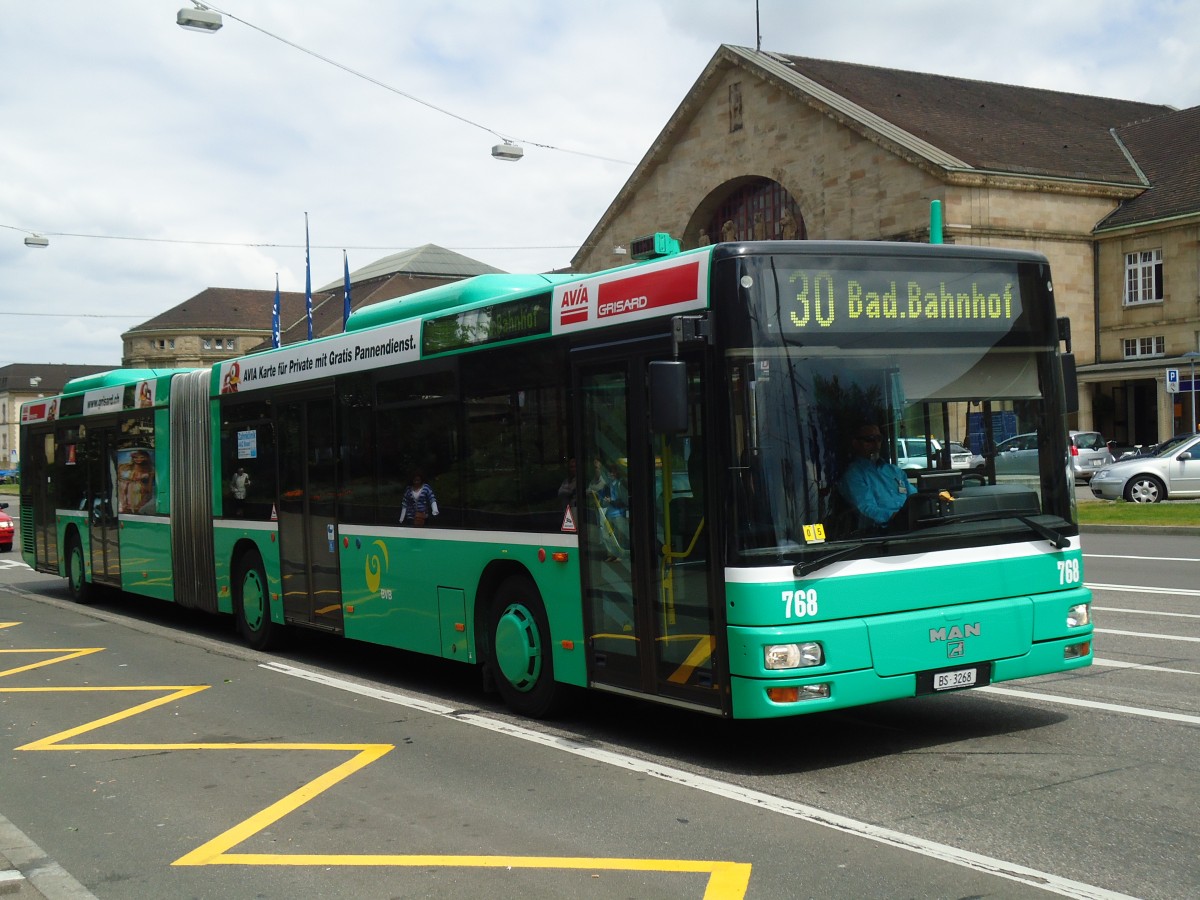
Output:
[{"xmin": 838, "ymin": 422, "xmax": 916, "ymax": 529}]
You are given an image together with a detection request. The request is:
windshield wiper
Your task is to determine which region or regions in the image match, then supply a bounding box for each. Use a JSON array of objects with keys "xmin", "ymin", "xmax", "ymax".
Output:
[
  {"xmin": 1016, "ymin": 515, "xmax": 1070, "ymax": 549},
  {"xmin": 793, "ymin": 541, "xmax": 881, "ymax": 578}
]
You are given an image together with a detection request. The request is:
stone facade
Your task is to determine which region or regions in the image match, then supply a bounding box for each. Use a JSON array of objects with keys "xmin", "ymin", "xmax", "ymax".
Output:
[{"xmin": 574, "ymin": 46, "xmax": 1199, "ymax": 445}]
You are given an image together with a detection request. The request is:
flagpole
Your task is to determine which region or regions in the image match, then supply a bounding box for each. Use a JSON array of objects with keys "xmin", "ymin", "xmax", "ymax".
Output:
[
  {"xmin": 304, "ymin": 212, "xmax": 313, "ymax": 341},
  {"xmin": 343, "ymin": 249, "xmax": 352, "ymax": 332},
  {"xmin": 272, "ymin": 273, "xmax": 281, "ymax": 348}
]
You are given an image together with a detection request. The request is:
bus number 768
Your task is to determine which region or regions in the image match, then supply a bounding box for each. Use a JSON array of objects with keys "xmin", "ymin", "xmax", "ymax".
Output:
[{"xmin": 781, "ymin": 589, "xmax": 819, "ymax": 619}]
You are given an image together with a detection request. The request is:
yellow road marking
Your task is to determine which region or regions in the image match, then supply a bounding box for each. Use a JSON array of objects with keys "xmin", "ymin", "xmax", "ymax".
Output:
[{"xmin": 0, "ymin": 632, "xmax": 751, "ymax": 897}]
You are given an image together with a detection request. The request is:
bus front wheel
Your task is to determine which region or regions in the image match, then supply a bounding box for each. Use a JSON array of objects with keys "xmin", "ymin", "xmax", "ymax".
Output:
[
  {"xmin": 66, "ymin": 534, "xmax": 95, "ymax": 604},
  {"xmin": 234, "ymin": 553, "xmax": 282, "ymax": 651},
  {"xmin": 488, "ymin": 577, "xmax": 566, "ymax": 719}
]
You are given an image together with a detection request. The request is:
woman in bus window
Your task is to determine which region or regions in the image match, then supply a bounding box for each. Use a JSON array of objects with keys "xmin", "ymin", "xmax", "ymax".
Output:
[{"xmin": 399, "ymin": 472, "xmax": 439, "ymax": 526}]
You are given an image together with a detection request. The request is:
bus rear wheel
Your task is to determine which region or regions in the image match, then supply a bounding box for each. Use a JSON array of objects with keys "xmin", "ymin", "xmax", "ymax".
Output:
[
  {"xmin": 488, "ymin": 576, "xmax": 566, "ymax": 718},
  {"xmin": 234, "ymin": 552, "xmax": 282, "ymax": 651},
  {"xmin": 66, "ymin": 534, "xmax": 96, "ymax": 604}
]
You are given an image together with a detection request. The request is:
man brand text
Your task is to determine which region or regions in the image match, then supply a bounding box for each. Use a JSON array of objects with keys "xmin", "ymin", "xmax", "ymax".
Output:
[{"xmin": 929, "ymin": 623, "xmax": 981, "ymax": 642}]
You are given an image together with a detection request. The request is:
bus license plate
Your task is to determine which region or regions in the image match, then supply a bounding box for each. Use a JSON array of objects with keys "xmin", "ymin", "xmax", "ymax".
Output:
[{"xmin": 934, "ymin": 667, "xmax": 977, "ymax": 691}]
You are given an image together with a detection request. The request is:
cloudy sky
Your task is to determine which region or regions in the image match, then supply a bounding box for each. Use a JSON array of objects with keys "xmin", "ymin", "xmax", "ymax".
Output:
[{"xmin": 2, "ymin": 0, "xmax": 1198, "ymax": 366}]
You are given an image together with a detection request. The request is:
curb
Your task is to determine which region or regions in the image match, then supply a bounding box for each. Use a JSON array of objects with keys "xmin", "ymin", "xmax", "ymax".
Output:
[{"xmin": 1080, "ymin": 524, "xmax": 1200, "ymax": 536}]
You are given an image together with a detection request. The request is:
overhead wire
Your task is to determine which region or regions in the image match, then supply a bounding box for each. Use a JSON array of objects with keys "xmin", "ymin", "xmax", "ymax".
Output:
[{"xmin": 194, "ymin": 2, "xmax": 633, "ymax": 166}]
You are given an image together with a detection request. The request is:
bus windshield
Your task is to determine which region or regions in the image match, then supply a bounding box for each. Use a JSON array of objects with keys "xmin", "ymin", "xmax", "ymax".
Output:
[{"xmin": 721, "ymin": 250, "xmax": 1075, "ymax": 566}]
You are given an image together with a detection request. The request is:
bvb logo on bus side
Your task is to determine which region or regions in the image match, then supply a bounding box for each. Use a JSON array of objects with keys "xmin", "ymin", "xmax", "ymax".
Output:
[{"xmin": 365, "ymin": 540, "xmax": 389, "ymax": 594}]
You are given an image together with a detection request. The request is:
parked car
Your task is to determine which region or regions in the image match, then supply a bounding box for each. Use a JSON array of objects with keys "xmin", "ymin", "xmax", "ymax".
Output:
[
  {"xmin": 893, "ymin": 437, "xmax": 972, "ymax": 470},
  {"xmin": 1089, "ymin": 433, "xmax": 1200, "ymax": 502},
  {"xmin": 979, "ymin": 430, "xmax": 1112, "ymax": 481},
  {"xmin": 991, "ymin": 432, "xmax": 1040, "ymax": 475},
  {"xmin": 1068, "ymin": 430, "xmax": 1113, "ymax": 481},
  {"xmin": 947, "ymin": 442, "xmax": 973, "ymax": 470},
  {"xmin": 0, "ymin": 502, "xmax": 13, "ymax": 553}
]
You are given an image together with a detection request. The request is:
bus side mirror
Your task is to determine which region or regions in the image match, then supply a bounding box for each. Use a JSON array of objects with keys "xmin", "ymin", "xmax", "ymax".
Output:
[
  {"xmin": 1061, "ymin": 353, "xmax": 1079, "ymax": 414},
  {"xmin": 648, "ymin": 361, "xmax": 688, "ymax": 434}
]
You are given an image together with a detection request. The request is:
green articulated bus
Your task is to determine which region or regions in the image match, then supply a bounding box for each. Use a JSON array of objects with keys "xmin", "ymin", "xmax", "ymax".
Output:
[{"xmin": 20, "ymin": 237, "xmax": 1093, "ymax": 719}]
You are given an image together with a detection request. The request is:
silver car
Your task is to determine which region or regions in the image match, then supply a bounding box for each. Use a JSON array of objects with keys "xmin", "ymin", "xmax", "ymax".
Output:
[
  {"xmin": 1068, "ymin": 430, "xmax": 1113, "ymax": 481},
  {"xmin": 981, "ymin": 430, "xmax": 1112, "ymax": 481},
  {"xmin": 1089, "ymin": 433, "xmax": 1200, "ymax": 502}
]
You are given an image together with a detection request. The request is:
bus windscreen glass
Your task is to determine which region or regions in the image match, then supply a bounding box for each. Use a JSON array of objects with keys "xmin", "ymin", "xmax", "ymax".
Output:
[{"xmin": 723, "ymin": 253, "xmax": 1072, "ymax": 566}]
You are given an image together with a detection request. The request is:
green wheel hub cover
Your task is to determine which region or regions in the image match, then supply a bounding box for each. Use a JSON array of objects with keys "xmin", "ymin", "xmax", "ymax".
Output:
[
  {"xmin": 494, "ymin": 603, "xmax": 542, "ymax": 692},
  {"xmin": 241, "ymin": 570, "xmax": 266, "ymax": 631}
]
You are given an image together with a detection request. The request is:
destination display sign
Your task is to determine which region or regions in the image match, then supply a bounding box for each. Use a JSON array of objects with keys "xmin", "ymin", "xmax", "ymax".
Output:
[
  {"xmin": 777, "ymin": 265, "xmax": 1023, "ymax": 334},
  {"xmin": 423, "ymin": 295, "xmax": 550, "ymax": 355}
]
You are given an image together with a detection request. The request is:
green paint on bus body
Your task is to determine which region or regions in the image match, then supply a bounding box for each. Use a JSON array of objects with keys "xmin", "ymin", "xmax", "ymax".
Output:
[
  {"xmin": 336, "ymin": 531, "xmax": 587, "ymax": 688},
  {"xmin": 723, "ymin": 549, "xmax": 1093, "ymax": 718}
]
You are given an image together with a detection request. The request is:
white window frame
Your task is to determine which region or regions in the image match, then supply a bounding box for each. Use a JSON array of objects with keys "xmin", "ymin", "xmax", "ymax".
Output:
[
  {"xmin": 1124, "ymin": 249, "xmax": 1163, "ymax": 305},
  {"xmin": 1122, "ymin": 335, "xmax": 1165, "ymax": 359}
]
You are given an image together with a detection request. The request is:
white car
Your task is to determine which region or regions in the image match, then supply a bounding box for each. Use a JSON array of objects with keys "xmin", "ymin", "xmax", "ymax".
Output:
[{"xmin": 894, "ymin": 437, "xmax": 972, "ymax": 470}]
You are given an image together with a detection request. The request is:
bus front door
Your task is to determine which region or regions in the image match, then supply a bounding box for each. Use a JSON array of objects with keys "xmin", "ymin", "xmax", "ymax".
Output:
[
  {"xmin": 277, "ymin": 396, "xmax": 344, "ymax": 633},
  {"xmin": 576, "ymin": 352, "xmax": 723, "ymax": 713}
]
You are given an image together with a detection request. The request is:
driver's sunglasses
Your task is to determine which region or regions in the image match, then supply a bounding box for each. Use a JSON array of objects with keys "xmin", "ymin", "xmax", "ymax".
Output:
[{"xmin": 854, "ymin": 435, "xmax": 883, "ymax": 443}]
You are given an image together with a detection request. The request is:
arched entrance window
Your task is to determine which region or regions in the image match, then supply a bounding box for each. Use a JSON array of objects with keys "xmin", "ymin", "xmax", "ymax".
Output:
[{"xmin": 700, "ymin": 178, "xmax": 805, "ymax": 245}]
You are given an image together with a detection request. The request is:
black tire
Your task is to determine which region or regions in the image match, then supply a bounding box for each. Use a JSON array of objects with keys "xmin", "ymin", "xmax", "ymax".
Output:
[
  {"xmin": 1124, "ymin": 474, "xmax": 1165, "ymax": 504},
  {"xmin": 488, "ymin": 576, "xmax": 566, "ymax": 718},
  {"xmin": 233, "ymin": 552, "xmax": 283, "ymax": 651},
  {"xmin": 66, "ymin": 533, "xmax": 96, "ymax": 604}
]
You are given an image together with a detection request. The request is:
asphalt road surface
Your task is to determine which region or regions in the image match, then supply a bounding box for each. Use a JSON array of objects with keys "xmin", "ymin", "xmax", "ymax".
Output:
[{"xmin": 0, "ymin": 522, "xmax": 1195, "ymax": 899}]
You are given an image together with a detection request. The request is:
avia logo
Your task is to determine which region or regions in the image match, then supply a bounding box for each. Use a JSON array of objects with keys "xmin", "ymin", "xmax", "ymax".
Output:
[
  {"xmin": 559, "ymin": 285, "xmax": 590, "ymax": 325},
  {"xmin": 929, "ymin": 623, "xmax": 981, "ymax": 642}
]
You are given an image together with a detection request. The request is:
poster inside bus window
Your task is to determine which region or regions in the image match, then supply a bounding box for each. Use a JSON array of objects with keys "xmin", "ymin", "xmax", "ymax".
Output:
[{"xmin": 237, "ymin": 429, "xmax": 258, "ymax": 459}]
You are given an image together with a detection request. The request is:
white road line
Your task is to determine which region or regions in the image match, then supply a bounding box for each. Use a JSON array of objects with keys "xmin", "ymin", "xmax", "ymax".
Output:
[
  {"xmin": 1094, "ymin": 606, "xmax": 1200, "ymax": 619},
  {"xmin": 1092, "ymin": 657, "xmax": 1200, "ymax": 676},
  {"xmin": 1084, "ymin": 554, "xmax": 1198, "ymax": 562},
  {"xmin": 1096, "ymin": 628, "xmax": 1200, "ymax": 643},
  {"xmin": 1086, "ymin": 582, "xmax": 1200, "ymax": 597},
  {"xmin": 979, "ymin": 686, "xmax": 1200, "ymax": 725},
  {"xmin": 261, "ymin": 660, "xmax": 1137, "ymax": 900}
]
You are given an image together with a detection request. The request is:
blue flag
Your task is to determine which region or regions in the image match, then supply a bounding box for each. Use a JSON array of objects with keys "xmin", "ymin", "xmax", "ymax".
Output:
[
  {"xmin": 304, "ymin": 212, "xmax": 313, "ymax": 341},
  {"xmin": 272, "ymin": 273, "xmax": 281, "ymax": 349},
  {"xmin": 343, "ymin": 250, "xmax": 352, "ymax": 332}
]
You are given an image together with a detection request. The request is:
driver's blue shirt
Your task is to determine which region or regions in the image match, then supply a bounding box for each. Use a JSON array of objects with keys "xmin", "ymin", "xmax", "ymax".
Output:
[{"xmin": 839, "ymin": 457, "xmax": 916, "ymax": 526}]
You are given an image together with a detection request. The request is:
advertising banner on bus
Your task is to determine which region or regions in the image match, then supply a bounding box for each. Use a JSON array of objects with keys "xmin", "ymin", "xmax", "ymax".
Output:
[
  {"xmin": 218, "ymin": 320, "xmax": 421, "ymax": 394},
  {"xmin": 552, "ymin": 249, "xmax": 711, "ymax": 336}
]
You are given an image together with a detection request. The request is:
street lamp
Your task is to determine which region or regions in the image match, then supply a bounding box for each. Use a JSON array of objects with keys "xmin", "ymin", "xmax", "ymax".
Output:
[
  {"xmin": 177, "ymin": 5, "xmax": 223, "ymax": 33},
  {"xmin": 1182, "ymin": 351, "xmax": 1200, "ymax": 433},
  {"xmin": 23, "ymin": 234, "xmax": 49, "ymax": 248}
]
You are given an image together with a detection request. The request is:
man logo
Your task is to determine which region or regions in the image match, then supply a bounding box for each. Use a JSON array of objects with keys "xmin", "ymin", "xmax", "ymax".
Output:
[
  {"xmin": 947, "ymin": 642, "xmax": 966, "ymax": 659},
  {"xmin": 929, "ymin": 623, "xmax": 980, "ymax": 642}
]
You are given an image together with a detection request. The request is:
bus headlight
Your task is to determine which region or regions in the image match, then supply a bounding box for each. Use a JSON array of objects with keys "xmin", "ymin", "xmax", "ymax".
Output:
[
  {"xmin": 764, "ymin": 642, "xmax": 823, "ymax": 670},
  {"xmin": 1067, "ymin": 603, "xmax": 1091, "ymax": 628}
]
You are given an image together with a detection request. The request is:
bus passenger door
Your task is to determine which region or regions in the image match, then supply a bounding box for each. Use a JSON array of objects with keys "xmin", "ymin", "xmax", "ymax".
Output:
[
  {"xmin": 85, "ymin": 425, "xmax": 121, "ymax": 587},
  {"xmin": 576, "ymin": 351, "xmax": 722, "ymax": 713},
  {"xmin": 277, "ymin": 395, "xmax": 344, "ymax": 633}
]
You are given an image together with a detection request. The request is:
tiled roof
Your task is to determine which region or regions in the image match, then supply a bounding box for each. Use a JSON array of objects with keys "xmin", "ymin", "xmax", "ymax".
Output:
[
  {"xmin": 315, "ymin": 244, "xmax": 504, "ymax": 292},
  {"xmin": 125, "ymin": 288, "xmax": 308, "ymax": 332},
  {"xmin": 1098, "ymin": 104, "xmax": 1200, "ymax": 229},
  {"xmin": 744, "ymin": 47, "xmax": 1173, "ymax": 184}
]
